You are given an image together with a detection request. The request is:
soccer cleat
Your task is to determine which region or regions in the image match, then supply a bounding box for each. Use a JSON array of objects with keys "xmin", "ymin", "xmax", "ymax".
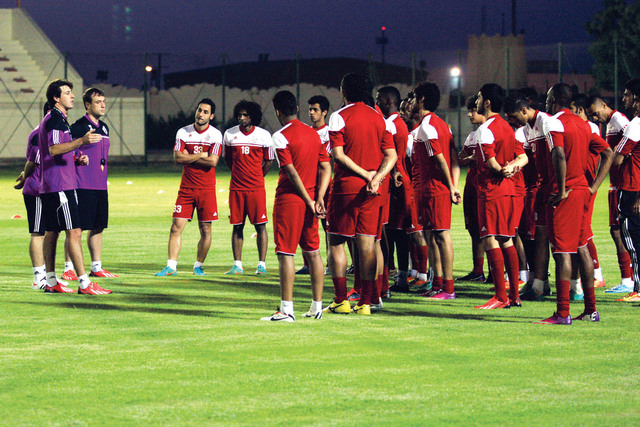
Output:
[
  {"xmin": 520, "ymin": 287, "xmax": 545, "ymax": 301},
  {"xmin": 570, "ymin": 290, "xmax": 584, "ymax": 301},
  {"xmin": 574, "ymin": 311, "xmax": 600, "ymax": 322},
  {"xmin": 535, "ymin": 312, "xmax": 572, "ymax": 325},
  {"xmin": 507, "ymin": 298, "xmax": 522, "ymax": 308},
  {"xmin": 295, "ymin": 265, "xmax": 310, "ymax": 274},
  {"xmin": 475, "ymin": 296, "xmax": 509, "ymax": 309},
  {"xmin": 427, "ymin": 290, "xmax": 456, "ymax": 300},
  {"xmin": 89, "ymin": 269, "xmax": 119, "ymax": 278},
  {"xmin": 616, "ymin": 292, "xmax": 640, "ymax": 302},
  {"xmin": 61, "ymin": 270, "xmax": 78, "ymax": 281},
  {"xmin": 261, "ymin": 309, "xmax": 295, "ymax": 322},
  {"xmin": 302, "ymin": 310, "xmax": 323, "ymax": 319},
  {"xmin": 78, "ymin": 282, "xmax": 112, "ymax": 295},
  {"xmin": 484, "ymin": 271, "xmax": 493, "ymax": 285},
  {"xmin": 370, "ymin": 301, "xmax": 383, "ymax": 312},
  {"xmin": 323, "ymin": 300, "xmax": 351, "ymax": 314},
  {"xmin": 255, "ymin": 265, "xmax": 267, "ymax": 275},
  {"xmin": 346, "ymin": 288, "xmax": 361, "ymax": 302},
  {"xmin": 155, "ymin": 266, "xmax": 177, "ymax": 276},
  {"xmin": 458, "ymin": 271, "xmax": 485, "ymax": 282},
  {"xmin": 346, "ymin": 265, "xmax": 355, "ymax": 274},
  {"xmin": 594, "ymin": 279, "xmax": 606, "ymax": 288},
  {"xmin": 380, "ymin": 290, "xmax": 391, "ymax": 299},
  {"xmin": 32, "ymin": 277, "xmax": 47, "ymax": 290},
  {"xmin": 409, "ymin": 278, "xmax": 427, "ymax": 288},
  {"xmin": 352, "ymin": 304, "xmax": 371, "ymax": 315},
  {"xmin": 44, "ymin": 283, "xmax": 76, "ymax": 293},
  {"xmin": 604, "ymin": 282, "xmax": 634, "ymax": 294},
  {"xmin": 420, "ymin": 289, "xmax": 440, "ymax": 298},
  {"xmin": 193, "ymin": 266, "xmax": 206, "ymax": 276},
  {"xmin": 224, "ymin": 265, "xmax": 244, "ymax": 275}
]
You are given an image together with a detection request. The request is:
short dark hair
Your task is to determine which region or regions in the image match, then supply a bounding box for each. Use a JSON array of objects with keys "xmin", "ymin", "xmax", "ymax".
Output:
[
  {"xmin": 466, "ymin": 95, "xmax": 478, "ymax": 110},
  {"xmin": 479, "ymin": 83, "xmax": 505, "ymax": 113},
  {"xmin": 571, "ymin": 93, "xmax": 589, "ymax": 111},
  {"xmin": 82, "ymin": 87, "xmax": 105, "ymax": 110},
  {"xmin": 308, "ymin": 95, "xmax": 329, "ymax": 112},
  {"xmin": 340, "ymin": 73, "xmax": 371, "ymax": 104},
  {"xmin": 503, "ymin": 94, "xmax": 530, "ymax": 114},
  {"xmin": 549, "ymin": 83, "xmax": 573, "ymax": 108},
  {"xmin": 197, "ymin": 98, "xmax": 216, "ymax": 114},
  {"xmin": 585, "ymin": 95, "xmax": 604, "ymax": 109},
  {"xmin": 233, "ymin": 100, "xmax": 262, "ymax": 126},
  {"xmin": 413, "ymin": 81, "xmax": 440, "ymax": 112},
  {"xmin": 46, "ymin": 79, "xmax": 73, "ymax": 106},
  {"xmin": 272, "ymin": 90, "xmax": 298, "ymax": 116},
  {"xmin": 377, "ymin": 86, "xmax": 401, "ymax": 107},
  {"xmin": 43, "ymin": 101, "xmax": 51, "ymax": 117},
  {"xmin": 625, "ymin": 78, "xmax": 640, "ymax": 97}
]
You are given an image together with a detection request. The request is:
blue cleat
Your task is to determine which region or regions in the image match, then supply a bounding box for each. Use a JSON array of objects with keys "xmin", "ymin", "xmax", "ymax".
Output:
[
  {"xmin": 193, "ymin": 266, "xmax": 206, "ymax": 276},
  {"xmin": 256, "ymin": 265, "xmax": 267, "ymax": 275},
  {"xmin": 225, "ymin": 265, "xmax": 244, "ymax": 275},
  {"xmin": 155, "ymin": 266, "xmax": 177, "ymax": 276}
]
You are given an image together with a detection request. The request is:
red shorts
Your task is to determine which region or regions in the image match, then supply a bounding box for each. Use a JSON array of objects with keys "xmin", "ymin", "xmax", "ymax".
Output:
[
  {"xmin": 327, "ymin": 191, "xmax": 380, "ymax": 237},
  {"xmin": 478, "ymin": 195, "xmax": 515, "ymax": 238},
  {"xmin": 173, "ymin": 187, "xmax": 218, "ymax": 222},
  {"xmin": 388, "ymin": 180, "xmax": 422, "ymax": 234},
  {"xmin": 463, "ymin": 181, "xmax": 479, "ymax": 236},
  {"xmin": 518, "ymin": 188, "xmax": 537, "ymax": 240},
  {"xmin": 229, "ymin": 189, "xmax": 268, "ymax": 225},
  {"xmin": 583, "ymin": 191, "xmax": 597, "ymax": 241},
  {"xmin": 533, "ymin": 188, "xmax": 548, "ymax": 227},
  {"xmin": 379, "ymin": 178, "xmax": 390, "ymax": 225},
  {"xmin": 422, "ymin": 193, "xmax": 452, "ymax": 231},
  {"xmin": 547, "ymin": 188, "xmax": 590, "ymax": 253},
  {"xmin": 609, "ymin": 189, "xmax": 620, "ymax": 227},
  {"xmin": 513, "ymin": 192, "xmax": 525, "ymax": 229},
  {"xmin": 273, "ymin": 199, "xmax": 319, "ymax": 255}
]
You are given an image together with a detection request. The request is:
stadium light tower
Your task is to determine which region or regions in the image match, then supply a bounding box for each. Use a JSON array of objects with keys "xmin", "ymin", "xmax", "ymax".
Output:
[{"xmin": 375, "ymin": 26, "xmax": 389, "ymax": 63}]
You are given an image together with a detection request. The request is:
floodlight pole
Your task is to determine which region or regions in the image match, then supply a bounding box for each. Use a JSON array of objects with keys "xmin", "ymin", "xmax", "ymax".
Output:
[{"xmin": 143, "ymin": 52, "xmax": 148, "ymax": 165}]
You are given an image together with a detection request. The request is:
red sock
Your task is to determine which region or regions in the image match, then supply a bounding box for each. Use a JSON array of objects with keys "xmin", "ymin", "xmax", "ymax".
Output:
[
  {"xmin": 381, "ymin": 266, "xmax": 389, "ymax": 293},
  {"xmin": 502, "ymin": 245, "xmax": 520, "ymax": 300},
  {"xmin": 473, "ymin": 257, "xmax": 484, "ymax": 275},
  {"xmin": 618, "ymin": 251, "xmax": 632, "ymax": 279},
  {"xmin": 587, "ymin": 239, "xmax": 599, "ymax": 269},
  {"xmin": 556, "ymin": 279, "xmax": 571, "ymax": 318},
  {"xmin": 486, "ymin": 248, "xmax": 507, "ymax": 302},
  {"xmin": 443, "ymin": 279, "xmax": 455, "ymax": 294},
  {"xmin": 418, "ymin": 245, "xmax": 429, "ymax": 275},
  {"xmin": 584, "ymin": 285, "xmax": 597, "ymax": 314},
  {"xmin": 333, "ymin": 277, "xmax": 348, "ymax": 303},
  {"xmin": 432, "ymin": 276, "xmax": 443, "ymax": 292},
  {"xmin": 354, "ymin": 264, "xmax": 362, "ymax": 293},
  {"xmin": 371, "ymin": 275, "xmax": 381, "ymax": 304},
  {"xmin": 360, "ymin": 279, "xmax": 375, "ymax": 305}
]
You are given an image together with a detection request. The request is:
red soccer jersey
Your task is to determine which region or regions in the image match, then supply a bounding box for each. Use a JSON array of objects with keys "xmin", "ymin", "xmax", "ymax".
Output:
[
  {"xmin": 386, "ymin": 113, "xmax": 409, "ymax": 179},
  {"xmin": 616, "ymin": 116, "xmax": 640, "ymax": 191},
  {"xmin": 328, "ymin": 102, "xmax": 394, "ymax": 195},
  {"xmin": 174, "ymin": 123, "xmax": 223, "ymax": 188},
  {"xmin": 585, "ymin": 121, "xmax": 601, "ymax": 185},
  {"xmin": 544, "ymin": 109, "xmax": 608, "ymax": 192},
  {"xmin": 223, "ymin": 125, "xmax": 274, "ymax": 191},
  {"xmin": 475, "ymin": 114, "xmax": 523, "ymax": 200},
  {"xmin": 606, "ymin": 110, "xmax": 630, "ymax": 187},
  {"xmin": 415, "ymin": 112, "xmax": 454, "ymax": 196},
  {"xmin": 273, "ymin": 119, "xmax": 330, "ymax": 202},
  {"xmin": 316, "ymin": 123, "xmax": 331, "ymax": 155},
  {"xmin": 524, "ymin": 111, "xmax": 555, "ymax": 194}
]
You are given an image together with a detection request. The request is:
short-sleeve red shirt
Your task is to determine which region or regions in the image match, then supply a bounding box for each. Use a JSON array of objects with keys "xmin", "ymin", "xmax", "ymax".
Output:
[
  {"xmin": 415, "ymin": 112, "xmax": 454, "ymax": 196},
  {"xmin": 174, "ymin": 123, "xmax": 223, "ymax": 188},
  {"xmin": 223, "ymin": 125, "xmax": 274, "ymax": 191}
]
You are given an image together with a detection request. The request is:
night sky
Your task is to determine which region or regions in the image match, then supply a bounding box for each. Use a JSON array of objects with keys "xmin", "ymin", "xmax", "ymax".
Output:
[{"xmin": 1, "ymin": 0, "xmax": 612, "ymax": 85}]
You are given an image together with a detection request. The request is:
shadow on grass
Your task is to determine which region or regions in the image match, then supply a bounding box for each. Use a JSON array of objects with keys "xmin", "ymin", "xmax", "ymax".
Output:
[{"xmin": 381, "ymin": 307, "xmax": 538, "ymax": 323}]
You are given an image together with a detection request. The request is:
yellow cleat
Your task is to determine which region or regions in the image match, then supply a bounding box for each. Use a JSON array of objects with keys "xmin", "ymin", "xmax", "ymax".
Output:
[
  {"xmin": 323, "ymin": 300, "xmax": 351, "ymax": 314},
  {"xmin": 352, "ymin": 304, "xmax": 371, "ymax": 315}
]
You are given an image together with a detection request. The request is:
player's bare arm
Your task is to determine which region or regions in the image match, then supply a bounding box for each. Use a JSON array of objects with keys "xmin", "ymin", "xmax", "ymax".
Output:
[
  {"xmin": 457, "ymin": 146, "xmax": 475, "ymax": 165},
  {"xmin": 450, "ymin": 143, "xmax": 461, "ymax": 201},
  {"xmin": 549, "ymin": 146, "xmax": 569, "ymax": 206},
  {"xmin": 433, "ymin": 152, "xmax": 460, "ymax": 204},
  {"xmin": 367, "ymin": 147, "xmax": 397, "ymax": 195},
  {"xmin": 14, "ymin": 160, "xmax": 36, "ymax": 189},
  {"xmin": 502, "ymin": 152, "xmax": 528, "ymax": 178},
  {"xmin": 262, "ymin": 159, "xmax": 273, "ymax": 177},
  {"xmin": 315, "ymin": 161, "xmax": 331, "ymax": 217},
  {"xmin": 589, "ymin": 147, "xmax": 613, "ymax": 195},
  {"xmin": 49, "ymin": 129, "xmax": 100, "ymax": 156},
  {"xmin": 194, "ymin": 153, "xmax": 220, "ymax": 168},
  {"xmin": 174, "ymin": 149, "xmax": 208, "ymax": 164}
]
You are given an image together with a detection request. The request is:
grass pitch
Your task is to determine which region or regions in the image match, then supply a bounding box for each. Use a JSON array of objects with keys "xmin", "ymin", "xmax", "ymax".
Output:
[{"xmin": 1, "ymin": 165, "xmax": 639, "ymax": 425}]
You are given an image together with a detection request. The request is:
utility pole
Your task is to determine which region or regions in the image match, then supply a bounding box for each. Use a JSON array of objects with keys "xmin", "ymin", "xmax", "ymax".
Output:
[{"xmin": 375, "ymin": 27, "xmax": 388, "ymax": 63}]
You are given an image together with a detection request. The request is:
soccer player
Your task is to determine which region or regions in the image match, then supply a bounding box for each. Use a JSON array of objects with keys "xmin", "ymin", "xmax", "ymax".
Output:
[
  {"xmin": 223, "ymin": 101, "xmax": 274, "ymax": 275},
  {"xmin": 69, "ymin": 88, "xmax": 118, "ymax": 278},
  {"xmin": 474, "ymin": 83, "xmax": 527, "ymax": 309},
  {"xmin": 155, "ymin": 98, "xmax": 223, "ymax": 276},
  {"xmin": 261, "ymin": 91, "xmax": 331, "ymax": 321},
  {"xmin": 324, "ymin": 73, "xmax": 397, "ymax": 315},
  {"xmin": 612, "ymin": 81, "xmax": 640, "ymax": 302},
  {"xmin": 458, "ymin": 95, "xmax": 486, "ymax": 282},
  {"xmin": 586, "ymin": 93, "xmax": 633, "ymax": 293},
  {"xmin": 536, "ymin": 84, "xmax": 611, "ymax": 324},
  {"xmin": 37, "ymin": 79, "xmax": 111, "ymax": 294},
  {"xmin": 411, "ymin": 81, "xmax": 461, "ymax": 299}
]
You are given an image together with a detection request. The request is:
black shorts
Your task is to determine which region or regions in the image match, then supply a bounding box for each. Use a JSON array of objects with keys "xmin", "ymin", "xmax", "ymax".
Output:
[
  {"xmin": 41, "ymin": 190, "xmax": 82, "ymax": 232},
  {"xmin": 23, "ymin": 194, "xmax": 44, "ymax": 234},
  {"xmin": 77, "ymin": 189, "xmax": 109, "ymax": 230}
]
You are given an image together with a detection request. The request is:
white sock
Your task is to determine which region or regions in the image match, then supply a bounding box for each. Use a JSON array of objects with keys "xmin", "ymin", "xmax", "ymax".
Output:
[
  {"xmin": 78, "ymin": 274, "xmax": 91, "ymax": 289},
  {"xmin": 258, "ymin": 261, "xmax": 266, "ymax": 269},
  {"xmin": 622, "ymin": 277, "xmax": 633, "ymax": 286},
  {"xmin": 311, "ymin": 300, "xmax": 322, "ymax": 313},
  {"xmin": 64, "ymin": 261, "xmax": 74, "ymax": 272},
  {"xmin": 194, "ymin": 261, "xmax": 203, "ymax": 269},
  {"xmin": 281, "ymin": 300, "xmax": 294, "ymax": 315},
  {"xmin": 594, "ymin": 267, "xmax": 603, "ymax": 281},
  {"xmin": 46, "ymin": 272, "xmax": 57, "ymax": 287},
  {"xmin": 234, "ymin": 260, "xmax": 243, "ymax": 269},
  {"xmin": 418, "ymin": 273, "xmax": 427, "ymax": 281},
  {"xmin": 409, "ymin": 269, "xmax": 417, "ymax": 278},
  {"xmin": 532, "ymin": 278, "xmax": 545, "ymax": 293},
  {"xmin": 570, "ymin": 278, "xmax": 583, "ymax": 294},
  {"xmin": 167, "ymin": 259, "xmax": 177, "ymax": 270},
  {"xmin": 91, "ymin": 260, "xmax": 102, "ymax": 272},
  {"xmin": 519, "ymin": 270, "xmax": 529, "ymax": 282},
  {"xmin": 33, "ymin": 266, "xmax": 46, "ymax": 282}
]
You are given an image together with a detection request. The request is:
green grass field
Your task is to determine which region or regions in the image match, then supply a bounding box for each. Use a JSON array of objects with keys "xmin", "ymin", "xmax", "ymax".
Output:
[{"xmin": 1, "ymin": 165, "xmax": 639, "ymax": 425}]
